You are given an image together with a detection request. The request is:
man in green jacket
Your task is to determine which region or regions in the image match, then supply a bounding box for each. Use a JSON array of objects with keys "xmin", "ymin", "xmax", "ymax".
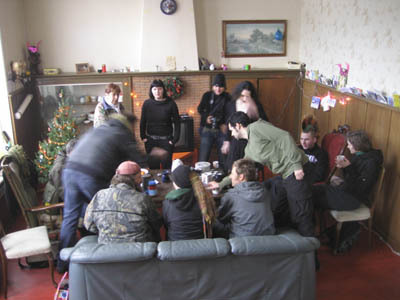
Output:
[{"xmin": 209, "ymin": 111, "xmax": 314, "ymax": 237}]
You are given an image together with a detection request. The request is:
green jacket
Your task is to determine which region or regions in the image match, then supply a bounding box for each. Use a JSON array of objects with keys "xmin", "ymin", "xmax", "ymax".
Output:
[
  {"xmin": 245, "ymin": 119, "xmax": 308, "ymax": 179},
  {"xmin": 219, "ymin": 119, "xmax": 307, "ymax": 189}
]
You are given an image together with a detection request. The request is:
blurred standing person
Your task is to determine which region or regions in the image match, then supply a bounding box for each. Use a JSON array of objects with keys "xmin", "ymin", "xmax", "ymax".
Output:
[
  {"xmin": 57, "ymin": 113, "xmax": 147, "ymax": 273},
  {"xmin": 222, "ymin": 81, "xmax": 268, "ymax": 173},
  {"xmin": 197, "ymin": 74, "xmax": 231, "ymax": 169},
  {"xmin": 140, "ymin": 79, "xmax": 180, "ymax": 169},
  {"xmin": 93, "ymin": 83, "xmax": 124, "ymax": 127}
]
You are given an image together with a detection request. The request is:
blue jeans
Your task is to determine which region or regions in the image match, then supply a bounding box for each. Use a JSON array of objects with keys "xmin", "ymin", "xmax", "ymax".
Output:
[
  {"xmin": 57, "ymin": 169, "xmax": 108, "ymax": 269},
  {"xmin": 198, "ymin": 127, "xmax": 225, "ymax": 168}
]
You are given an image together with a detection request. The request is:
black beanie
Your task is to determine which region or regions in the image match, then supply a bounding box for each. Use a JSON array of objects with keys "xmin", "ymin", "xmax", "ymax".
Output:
[
  {"xmin": 170, "ymin": 165, "xmax": 192, "ymax": 188},
  {"xmin": 212, "ymin": 73, "xmax": 226, "ymax": 88}
]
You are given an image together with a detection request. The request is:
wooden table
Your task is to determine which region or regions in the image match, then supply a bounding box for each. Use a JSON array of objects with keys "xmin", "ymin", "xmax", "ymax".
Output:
[
  {"xmin": 145, "ymin": 169, "xmax": 223, "ymax": 208},
  {"xmin": 146, "ymin": 170, "xmax": 173, "ymax": 207}
]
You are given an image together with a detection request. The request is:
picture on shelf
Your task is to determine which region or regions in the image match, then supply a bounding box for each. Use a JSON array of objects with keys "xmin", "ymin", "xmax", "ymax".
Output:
[
  {"xmin": 75, "ymin": 63, "xmax": 90, "ymax": 73},
  {"xmin": 222, "ymin": 20, "xmax": 287, "ymax": 57}
]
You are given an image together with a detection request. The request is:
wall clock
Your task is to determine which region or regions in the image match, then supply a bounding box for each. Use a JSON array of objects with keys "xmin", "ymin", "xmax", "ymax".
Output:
[{"xmin": 160, "ymin": 0, "xmax": 177, "ymax": 15}]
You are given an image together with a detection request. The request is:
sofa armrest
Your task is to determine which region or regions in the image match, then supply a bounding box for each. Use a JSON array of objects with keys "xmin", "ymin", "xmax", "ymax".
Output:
[
  {"xmin": 229, "ymin": 229, "xmax": 320, "ymax": 256},
  {"xmin": 157, "ymin": 238, "xmax": 230, "ymax": 261},
  {"xmin": 60, "ymin": 238, "xmax": 157, "ymax": 263}
]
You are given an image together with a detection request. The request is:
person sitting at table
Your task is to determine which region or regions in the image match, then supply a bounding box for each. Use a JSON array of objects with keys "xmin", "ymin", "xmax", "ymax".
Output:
[
  {"xmin": 213, "ymin": 158, "xmax": 276, "ymax": 238},
  {"xmin": 300, "ymin": 115, "xmax": 329, "ymax": 184},
  {"xmin": 162, "ymin": 164, "xmax": 204, "ymax": 241},
  {"xmin": 84, "ymin": 161, "xmax": 162, "ymax": 244}
]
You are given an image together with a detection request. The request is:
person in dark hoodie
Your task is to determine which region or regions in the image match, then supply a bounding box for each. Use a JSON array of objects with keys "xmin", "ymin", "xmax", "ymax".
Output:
[
  {"xmin": 299, "ymin": 115, "xmax": 329, "ymax": 184},
  {"xmin": 312, "ymin": 130, "xmax": 383, "ymax": 252},
  {"xmin": 57, "ymin": 113, "xmax": 147, "ymax": 273},
  {"xmin": 162, "ymin": 164, "xmax": 203, "ymax": 241},
  {"xmin": 94, "ymin": 83, "xmax": 124, "ymax": 127},
  {"xmin": 197, "ymin": 73, "xmax": 231, "ymax": 169},
  {"xmin": 213, "ymin": 158, "xmax": 275, "ymax": 238},
  {"xmin": 140, "ymin": 79, "xmax": 180, "ymax": 169}
]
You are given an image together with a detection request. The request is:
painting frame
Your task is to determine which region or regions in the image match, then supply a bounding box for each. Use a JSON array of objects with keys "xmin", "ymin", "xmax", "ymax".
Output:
[
  {"xmin": 222, "ymin": 20, "xmax": 287, "ymax": 58},
  {"xmin": 75, "ymin": 63, "xmax": 90, "ymax": 74}
]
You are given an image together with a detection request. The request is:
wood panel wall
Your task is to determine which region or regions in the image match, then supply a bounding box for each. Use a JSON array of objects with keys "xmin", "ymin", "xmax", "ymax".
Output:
[{"xmin": 301, "ymin": 79, "xmax": 400, "ymax": 251}]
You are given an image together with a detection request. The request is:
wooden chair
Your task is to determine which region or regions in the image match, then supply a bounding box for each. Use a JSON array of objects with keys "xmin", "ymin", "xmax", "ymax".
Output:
[
  {"xmin": 320, "ymin": 132, "xmax": 347, "ymax": 183},
  {"xmin": 329, "ymin": 167, "xmax": 385, "ymax": 254},
  {"xmin": 315, "ymin": 132, "xmax": 347, "ymax": 235},
  {"xmin": 0, "ymin": 220, "xmax": 57, "ymax": 298},
  {"xmin": 1, "ymin": 158, "xmax": 64, "ymax": 233}
]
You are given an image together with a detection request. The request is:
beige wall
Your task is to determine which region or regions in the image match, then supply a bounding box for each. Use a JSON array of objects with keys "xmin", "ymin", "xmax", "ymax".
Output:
[
  {"xmin": 140, "ymin": 0, "xmax": 198, "ymax": 71},
  {"xmin": 299, "ymin": 0, "xmax": 400, "ymax": 95},
  {"xmin": 23, "ymin": 0, "xmax": 143, "ymax": 72},
  {"xmin": 194, "ymin": 0, "xmax": 302, "ymax": 69}
]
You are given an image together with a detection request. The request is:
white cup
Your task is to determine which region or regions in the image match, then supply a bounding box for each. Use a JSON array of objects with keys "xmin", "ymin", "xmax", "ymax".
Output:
[
  {"xmin": 336, "ymin": 155, "xmax": 345, "ymax": 161},
  {"xmin": 212, "ymin": 161, "xmax": 219, "ymax": 169}
]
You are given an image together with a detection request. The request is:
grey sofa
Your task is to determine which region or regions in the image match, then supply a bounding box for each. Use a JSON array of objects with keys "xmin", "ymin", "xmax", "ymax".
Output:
[{"xmin": 60, "ymin": 229, "xmax": 319, "ymax": 300}]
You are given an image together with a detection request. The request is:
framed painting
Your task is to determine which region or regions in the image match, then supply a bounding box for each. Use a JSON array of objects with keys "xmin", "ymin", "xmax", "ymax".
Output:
[
  {"xmin": 75, "ymin": 63, "xmax": 90, "ymax": 74},
  {"xmin": 222, "ymin": 20, "xmax": 287, "ymax": 57}
]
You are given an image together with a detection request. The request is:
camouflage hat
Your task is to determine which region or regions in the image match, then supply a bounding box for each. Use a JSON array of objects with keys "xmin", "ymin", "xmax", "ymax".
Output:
[{"xmin": 116, "ymin": 161, "xmax": 140, "ymax": 175}]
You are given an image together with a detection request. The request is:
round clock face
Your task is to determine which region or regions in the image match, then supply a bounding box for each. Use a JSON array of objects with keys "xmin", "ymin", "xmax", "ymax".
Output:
[{"xmin": 160, "ymin": 0, "xmax": 177, "ymax": 15}]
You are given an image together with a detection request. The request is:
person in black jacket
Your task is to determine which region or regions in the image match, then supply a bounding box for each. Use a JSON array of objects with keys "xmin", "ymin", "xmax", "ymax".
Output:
[
  {"xmin": 140, "ymin": 79, "xmax": 180, "ymax": 169},
  {"xmin": 197, "ymin": 74, "xmax": 231, "ymax": 168},
  {"xmin": 300, "ymin": 115, "xmax": 329, "ymax": 184},
  {"xmin": 57, "ymin": 113, "xmax": 147, "ymax": 273},
  {"xmin": 312, "ymin": 130, "xmax": 383, "ymax": 211},
  {"xmin": 163, "ymin": 164, "xmax": 203, "ymax": 241},
  {"xmin": 222, "ymin": 81, "xmax": 268, "ymax": 173},
  {"xmin": 312, "ymin": 130, "xmax": 383, "ymax": 252}
]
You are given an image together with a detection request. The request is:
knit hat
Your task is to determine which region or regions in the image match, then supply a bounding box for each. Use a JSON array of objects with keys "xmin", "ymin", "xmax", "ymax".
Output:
[
  {"xmin": 170, "ymin": 165, "xmax": 192, "ymax": 188},
  {"xmin": 212, "ymin": 73, "xmax": 226, "ymax": 88},
  {"xmin": 116, "ymin": 161, "xmax": 140, "ymax": 175}
]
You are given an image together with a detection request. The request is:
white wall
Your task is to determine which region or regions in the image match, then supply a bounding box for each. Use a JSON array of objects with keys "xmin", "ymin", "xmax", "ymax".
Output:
[
  {"xmin": 194, "ymin": 0, "xmax": 302, "ymax": 69},
  {"xmin": 140, "ymin": 0, "xmax": 198, "ymax": 71},
  {"xmin": 23, "ymin": 0, "xmax": 143, "ymax": 72},
  {"xmin": 299, "ymin": 0, "xmax": 400, "ymax": 95}
]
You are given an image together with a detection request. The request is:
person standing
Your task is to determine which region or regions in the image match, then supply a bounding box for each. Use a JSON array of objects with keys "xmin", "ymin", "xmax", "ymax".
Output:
[
  {"xmin": 57, "ymin": 113, "xmax": 146, "ymax": 273},
  {"xmin": 209, "ymin": 112, "xmax": 314, "ymax": 237},
  {"xmin": 197, "ymin": 74, "xmax": 231, "ymax": 168},
  {"xmin": 93, "ymin": 83, "xmax": 124, "ymax": 127},
  {"xmin": 222, "ymin": 81, "xmax": 268, "ymax": 173},
  {"xmin": 140, "ymin": 79, "xmax": 180, "ymax": 169}
]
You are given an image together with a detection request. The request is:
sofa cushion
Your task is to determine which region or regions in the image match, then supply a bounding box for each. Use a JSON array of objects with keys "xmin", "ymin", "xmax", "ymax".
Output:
[
  {"xmin": 60, "ymin": 237, "xmax": 157, "ymax": 263},
  {"xmin": 157, "ymin": 238, "xmax": 230, "ymax": 261},
  {"xmin": 229, "ymin": 229, "xmax": 320, "ymax": 256}
]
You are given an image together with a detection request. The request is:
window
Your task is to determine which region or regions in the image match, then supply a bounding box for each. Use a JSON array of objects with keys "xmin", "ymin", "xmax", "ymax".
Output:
[{"xmin": 0, "ymin": 30, "xmax": 13, "ymax": 157}]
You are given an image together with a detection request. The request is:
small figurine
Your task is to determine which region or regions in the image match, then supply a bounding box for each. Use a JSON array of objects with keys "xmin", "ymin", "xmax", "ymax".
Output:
[{"xmin": 26, "ymin": 41, "xmax": 42, "ymax": 75}]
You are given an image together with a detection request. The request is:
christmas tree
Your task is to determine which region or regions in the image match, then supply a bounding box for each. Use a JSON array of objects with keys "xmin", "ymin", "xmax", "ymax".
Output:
[{"xmin": 35, "ymin": 88, "xmax": 77, "ymax": 183}]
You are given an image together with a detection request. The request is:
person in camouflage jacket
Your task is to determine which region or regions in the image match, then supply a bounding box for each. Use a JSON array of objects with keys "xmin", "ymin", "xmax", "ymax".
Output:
[{"xmin": 84, "ymin": 161, "xmax": 162, "ymax": 244}]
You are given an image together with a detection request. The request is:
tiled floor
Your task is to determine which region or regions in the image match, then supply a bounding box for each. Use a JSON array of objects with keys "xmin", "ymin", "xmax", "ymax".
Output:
[{"xmin": 1, "ymin": 226, "xmax": 400, "ymax": 299}]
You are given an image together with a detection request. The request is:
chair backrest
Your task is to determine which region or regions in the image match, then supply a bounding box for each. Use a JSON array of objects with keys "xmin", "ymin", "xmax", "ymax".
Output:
[
  {"xmin": 1, "ymin": 159, "xmax": 39, "ymax": 228},
  {"xmin": 321, "ymin": 132, "xmax": 347, "ymax": 182},
  {"xmin": 369, "ymin": 167, "xmax": 385, "ymax": 213}
]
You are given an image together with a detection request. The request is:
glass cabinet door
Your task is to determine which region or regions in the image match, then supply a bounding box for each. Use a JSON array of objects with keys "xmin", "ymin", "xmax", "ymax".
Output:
[{"xmin": 37, "ymin": 82, "xmax": 124, "ymax": 135}]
